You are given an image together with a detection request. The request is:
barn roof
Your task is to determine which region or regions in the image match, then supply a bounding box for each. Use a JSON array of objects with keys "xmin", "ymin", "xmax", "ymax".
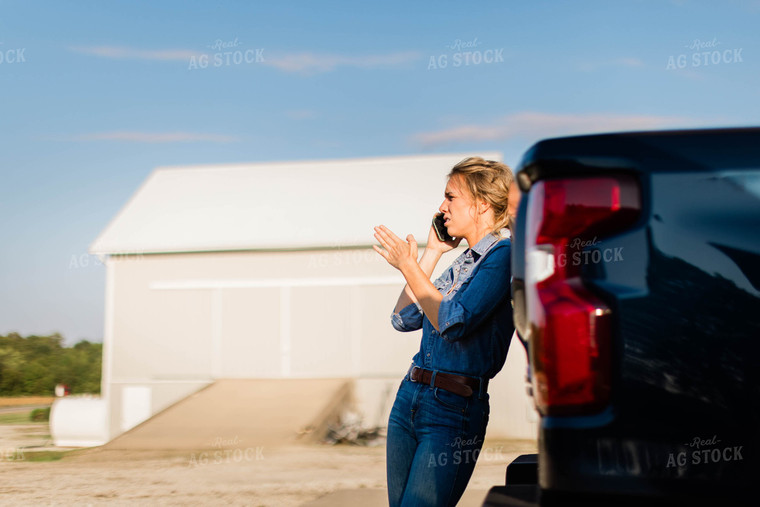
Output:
[{"xmin": 89, "ymin": 152, "xmax": 503, "ymax": 255}]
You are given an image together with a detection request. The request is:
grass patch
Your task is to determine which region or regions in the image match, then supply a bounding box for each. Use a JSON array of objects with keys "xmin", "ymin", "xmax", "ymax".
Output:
[
  {"xmin": 30, "ymin": 407, "xmax": 50, "ymax": 422},
  {"xmin": 20, "ymin": 433, "xmax": 51, "ymax": 440},
  {"xmin": 0, "ymin": 406, "xmax": 52, "ymax": 425},
  {"xmin": 0, "ymin": 411, "xmax": 36, "ymax": 424},
  {"xmin": 21, "ymin": 450, "xmax": 70, "ymax": 462}
]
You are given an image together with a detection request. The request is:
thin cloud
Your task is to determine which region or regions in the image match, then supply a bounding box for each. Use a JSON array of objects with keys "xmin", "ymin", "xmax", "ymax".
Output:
[
  {"xmin": 714, "ymin": 0, "xmax": 760, "ymax": 11},
  {"xmin": 69, "ymin": 45, "xmax": 422, "ymax": 75},
  {"xmin": 74, "ymin": 131, "xmax": 239, "ymax": 143},
  {"xmin": 617, "ymin": 57, "xmax": 644, "ymax": 67},
  {"xmin": 577, "ymin": 57, "xmax": 645, "ymax": 72},
  {"xmin": 69, "ymin": 45, "xmax": 203, "ymax": 61},
  {"xmin": 263, "ymin": 50, "xmax": 422, "ymax": 75},
  {"xmin": 670, "ymin": 67, "xmax": 707, "ymax": 81},
  {"xmin": 412, "ymin": 112, "xmax": 701, "ymax": 148},
  {"xmin": 285, "ymin": 109, "xmax": 318, "ymax": 120}
]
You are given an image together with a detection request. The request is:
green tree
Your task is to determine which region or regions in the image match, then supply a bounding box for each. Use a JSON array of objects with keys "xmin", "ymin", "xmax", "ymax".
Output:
[{"xmin": 0, "ymin": 333, "xmax": 102, "ymax": 396}]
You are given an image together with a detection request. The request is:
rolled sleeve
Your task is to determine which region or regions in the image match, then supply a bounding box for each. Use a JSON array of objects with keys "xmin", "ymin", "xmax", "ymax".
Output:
[
  {"xmin": 437, "ymin": 297, "xmax": 466, "ymax": 337},
  {"xmin": 438, "ymin": 242, "xmax": 512, "ymax": 342},
  {"xmin": 391, "ymin": 302, "xmax": 424, "ymax": 332}
]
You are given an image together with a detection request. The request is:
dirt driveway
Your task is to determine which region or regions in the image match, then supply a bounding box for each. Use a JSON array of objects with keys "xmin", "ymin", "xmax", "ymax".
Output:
[
  {"xmin": 0, "ymin": 389, "xmax": 537, "ymax": 505},
  {"xmin": 0, "ymin": 438, "xmax": 537, "ymax": 506}
]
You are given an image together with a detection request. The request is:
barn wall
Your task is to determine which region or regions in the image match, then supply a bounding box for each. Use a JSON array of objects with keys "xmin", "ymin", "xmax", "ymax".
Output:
[{"xmin": 104, "ymin": 247, "xmax": 537, "ymax": 441}]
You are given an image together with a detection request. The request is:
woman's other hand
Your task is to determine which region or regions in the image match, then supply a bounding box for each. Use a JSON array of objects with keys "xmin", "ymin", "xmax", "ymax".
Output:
[
  {"xmin": 373, "ymin": 225, "xmax": 418, "ymax": 270},
  {"xmin": 426, "ymin": 223, "xmax": 462, "ymax": 254}
]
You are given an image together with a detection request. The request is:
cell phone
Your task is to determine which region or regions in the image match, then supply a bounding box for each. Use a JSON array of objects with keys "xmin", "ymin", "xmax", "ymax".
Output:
[{"xmin": 432, "ymin": 213, "xmax": 455, "ymax": 242}]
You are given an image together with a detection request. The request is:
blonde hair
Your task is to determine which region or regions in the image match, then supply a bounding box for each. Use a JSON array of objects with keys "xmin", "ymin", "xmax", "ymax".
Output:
[{"xmin": 448, "ymin": 156, "xmax": 514, "ymax": 233}]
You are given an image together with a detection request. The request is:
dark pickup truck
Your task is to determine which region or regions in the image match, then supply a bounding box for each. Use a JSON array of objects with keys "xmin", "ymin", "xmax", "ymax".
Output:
[{"xmin": 485, "ymin": 127, "xmax": 760, "ymax": 506}]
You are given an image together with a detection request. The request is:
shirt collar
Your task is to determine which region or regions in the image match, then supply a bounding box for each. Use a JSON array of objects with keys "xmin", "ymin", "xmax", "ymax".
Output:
[{"xmin": 468, "ymin": 228, "xmax": 508, "ymax": 261}]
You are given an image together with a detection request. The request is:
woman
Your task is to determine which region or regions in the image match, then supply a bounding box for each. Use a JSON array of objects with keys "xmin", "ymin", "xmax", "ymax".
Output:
[{"xmin": 373, "ymin": 157, "xmax": 515, "ymax": 506}]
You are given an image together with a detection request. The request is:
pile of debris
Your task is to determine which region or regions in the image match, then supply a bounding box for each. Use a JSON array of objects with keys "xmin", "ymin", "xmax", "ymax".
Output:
[{"xmin": 323, "ymin": 410, "xmax": 386, "ymax": 447}]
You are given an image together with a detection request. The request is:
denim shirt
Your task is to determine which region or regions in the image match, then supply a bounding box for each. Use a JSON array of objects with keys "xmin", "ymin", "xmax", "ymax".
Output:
[{"xmin": 391, "ymin": 229, "xmax": 514, "ymax": 379}]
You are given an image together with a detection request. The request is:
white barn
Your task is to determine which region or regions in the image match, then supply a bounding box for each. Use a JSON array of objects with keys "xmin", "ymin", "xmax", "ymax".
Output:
[{"xmin": 80, "ymin": 153, "xmax": 536, "ymax": 444}]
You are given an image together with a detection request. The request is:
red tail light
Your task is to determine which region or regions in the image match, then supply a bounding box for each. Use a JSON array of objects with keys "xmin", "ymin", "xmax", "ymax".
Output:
[{"xmin": 526, "ymin": 176, "xmax": 640, "ymax": 415}]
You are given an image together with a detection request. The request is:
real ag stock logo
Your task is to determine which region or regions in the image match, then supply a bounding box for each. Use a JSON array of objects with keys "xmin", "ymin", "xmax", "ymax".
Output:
[
  {"xmin": 666, "ymin": 37, "xmax": 743, "ymax": 70},
  {"xmin": 666, "ymin": 434, "xmax": 744, "ymax": 469},
  {"xmin": 0, "ymin": 42, "xmax": 26, "ymax": 64},
  {"xmin": 188, "ymin": 37, "xmax": 265, "ymax": 70},
  {"xmin": 427, "ymin": 37, "xmax": 504, "ymax": 70},
  {"xmin": 187, "ymin": 436, "xmax": 265, "ymax": 467},
  {"xmin": 556, "ymin": 236, "xmax": 624, "ymax": 268}
]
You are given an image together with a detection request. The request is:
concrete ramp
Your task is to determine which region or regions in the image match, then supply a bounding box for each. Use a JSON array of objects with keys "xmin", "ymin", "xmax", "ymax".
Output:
[{"xmin": 103, "ymin": 379, "xmax": 353, "ymax": 451}]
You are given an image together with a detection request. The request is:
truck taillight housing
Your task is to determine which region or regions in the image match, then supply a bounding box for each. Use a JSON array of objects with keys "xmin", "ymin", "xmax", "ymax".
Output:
[{"xmin": 526, "ymin": 175, "xmax": 640, "ymax": 415}]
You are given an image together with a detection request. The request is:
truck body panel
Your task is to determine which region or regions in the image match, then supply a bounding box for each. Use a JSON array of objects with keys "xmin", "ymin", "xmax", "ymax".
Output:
[{"xmin": 494, "ymin": 127, "xmax": 760, "ymax": 505}]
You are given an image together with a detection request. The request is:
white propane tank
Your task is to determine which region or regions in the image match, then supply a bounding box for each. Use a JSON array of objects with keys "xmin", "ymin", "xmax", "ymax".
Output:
[{"xmin": 50, "ymin": 397, "xmax": 108, "ymax": 447}]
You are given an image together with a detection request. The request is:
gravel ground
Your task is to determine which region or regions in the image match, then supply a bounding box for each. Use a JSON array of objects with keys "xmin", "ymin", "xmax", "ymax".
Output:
[
  {"xmin": 0, "ymin": 420, "xmax": 536, "ymax": 506},
  {"xmin": 0, "ymin": 402, "xmax": 537, "ymax": 506}
]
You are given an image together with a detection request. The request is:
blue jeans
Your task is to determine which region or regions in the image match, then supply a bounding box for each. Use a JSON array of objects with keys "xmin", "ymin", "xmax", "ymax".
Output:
[{"xmin": 386, "ymin": 373, "xmax": 490, "ymax": 506}]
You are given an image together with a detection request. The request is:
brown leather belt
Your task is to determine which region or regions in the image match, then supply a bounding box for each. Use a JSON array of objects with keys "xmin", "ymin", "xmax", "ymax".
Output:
[{"xmin": 408, "ymin": 366, "xmax": 487, "ymax": 398}]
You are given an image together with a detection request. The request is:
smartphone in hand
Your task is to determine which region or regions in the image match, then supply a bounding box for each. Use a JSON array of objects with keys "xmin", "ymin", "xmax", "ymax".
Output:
[{"xmin": 432, "ymin": 213, "xmax": 455, "ymax": 242}]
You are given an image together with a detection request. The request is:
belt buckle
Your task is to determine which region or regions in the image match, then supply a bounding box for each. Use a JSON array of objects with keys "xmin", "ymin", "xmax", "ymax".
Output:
[{"xmin": 409, "ymin": 365, "xmax": 420, "ymax": 382}]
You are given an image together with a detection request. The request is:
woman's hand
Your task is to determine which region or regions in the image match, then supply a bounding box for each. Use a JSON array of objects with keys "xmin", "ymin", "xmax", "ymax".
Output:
[
  {"xmin": 426, "ymin": 221, "xmax": 462, "ymax": 254},
  {"xmin": 373, "ymin": 225, "xmax": 418, "ymax": 271},
  {"xmin": 375, "ymin": 224, "xmax": 444, "ymax": 329}
]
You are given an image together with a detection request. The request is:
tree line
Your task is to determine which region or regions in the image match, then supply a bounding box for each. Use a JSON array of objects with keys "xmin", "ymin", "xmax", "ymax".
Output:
[{"xmin": 0, "ymin": 333, "xmax": 101, "ymax": 396}]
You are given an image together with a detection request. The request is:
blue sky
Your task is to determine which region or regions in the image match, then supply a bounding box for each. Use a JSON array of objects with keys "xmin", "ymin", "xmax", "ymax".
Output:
[{"xmin": 1, "ymin": 0, "xmax": 759, "ymax": 344}]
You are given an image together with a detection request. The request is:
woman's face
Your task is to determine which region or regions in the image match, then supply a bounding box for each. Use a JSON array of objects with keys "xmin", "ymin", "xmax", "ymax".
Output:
[
  {"xmin": 507, "ymin": 181, "xmax": 521, "ymax": 219},
  {"xmin": 438, "ymin": 175, "xmax": 477, "ymax": 239}
]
